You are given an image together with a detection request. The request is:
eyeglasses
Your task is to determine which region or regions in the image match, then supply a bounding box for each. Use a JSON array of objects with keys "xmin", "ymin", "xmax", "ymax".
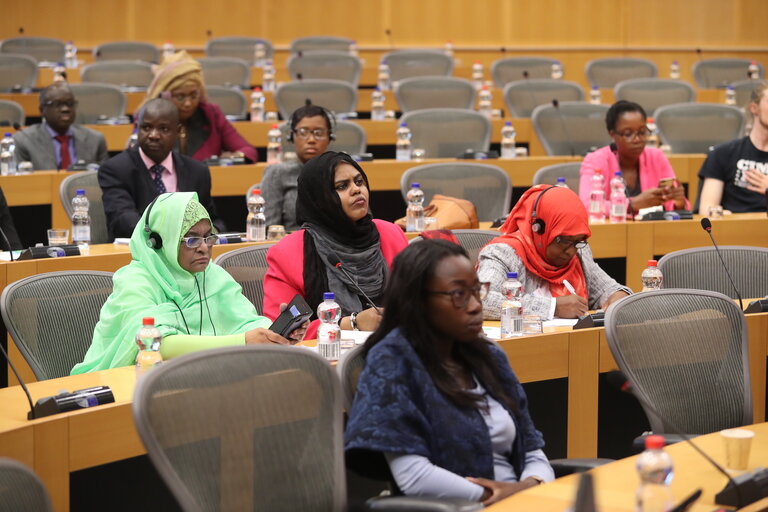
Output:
[
  {"xmin": 171, "ymin": 90, "xmax": 200, "ymax": 104},
  {"xmin": 43, "ymin": 100, "xmax": 78, "ymax": 110},
  {"xmin": 293, "ymin": 127, "xmax": 329, "ymax": 140},
  {"xmin": 554, "ymin": 236, "xmax": 588, "ymax": 250},
  {"xmin": 426, "ymin": 282, "xmax": 490, "ymax": 308},
  {"xmin": 179, "ymin": 235, "xmax": 218, "ymax": 248},
  {"xmin": 614, "ymin": 128, "xmax": 651, "ymax": 141}
]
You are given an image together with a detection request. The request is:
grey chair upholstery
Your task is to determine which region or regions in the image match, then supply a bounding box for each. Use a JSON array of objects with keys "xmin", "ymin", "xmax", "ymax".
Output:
[
  {"xmin": 0, "ymin": 271, "xmax": 114, "ymax": 380},
  {"xmin": 337, "ymin": 343, "xmax": 366, "ymax": 412},
  {"xmin": 533, "ymin": 162, "xmax": 582, "ymax": 192},
  {"xmin": 0, "ymin": 54, "xmax": 38, "ymax": 92},
  {"xmin": 205, "ymin": 36, "xmax": 274, "ymax": 66},
  {"xmin": 198, "ymin": 57, "xmax": 250, "ymax": 88},
  {"xmin": 394, "ymin": 77, "xmax": 476, "ymax": 113},
  {"xmin": 503, "ymin": 79, "xmax": 584, "ymax": 118},
  {"xmin": 205, "ymin": 85, "xmax": 247, "ymax": 117},
  {"xmin": 0, "ymin": 100, "xmax": 25, "ymax": 126},
  {"xmin": 531, "ymin": 102, "xmax": 610, "ymax": 156},
  {"xmin": 692, "ymin": 58, "xmax": 765, "ymax": 89},
  {"xmin": 382, "ymin": 50, "xmax": 454, "ymax": 83},
  {"xmin": 658, "ymin": 246, "xmax": 768, "ymax": 299},
  {"xmin": 605, "ymin": 289, "xmax": 751, "ymax": 435},
  {"xmin": 614, "ymin": 78, "xmax": 696, "ymax": 115},
  {"xmin": 280, "ymin": 120, "xmax": 366, "ymax": 155},
  {"xmin": 585, "ymin": 58, "xmax": 658, "ymax": 88},
  {"xmin": 400, "ymin": 163, "xmax": 510, "ymax": 222},
  {"xmin": 290, "ymin": 36, "xmax": 355, "ymax": 54},
  {"xmin": 731, "ymin": 79, "xmax": 765, "ymax": 108},
  {"xmin": 491, "ymin": 57, "xmax": 561, "ymax": 88},
  {"xmin": 0, "ymin": 458, "xmax": 53, "ymax": 512},
  {"xmin": 69, "ymin": 83, "xmax": 127, "ymax": 124},
  {"xmin": 0, "ymin": 37, "xmax": 65, "ymax": 64},
  {"xmin": 451, "ymin": 229, "xmax": 500, "ymax": 264},
  {"xmin": 400, "ymin": 108, "xmax": 491, "ymax": 159},
  {"xmin": 287, "ymin": 51, "xmax": 362, "ymax": 86},
  {"xmin": 133, "ymin": 345, "xmax": 346, "ymax": 512},
  {"xmin": 59, "ymin": 170, "xmax": 109, "ymax": 244},
  {"xmin": 213, "ymin": 244, "xmax": 275, "ymax": 314},
  {"xmin": 274, "ymin": 79, "xmax": 357, "ymax": 120},
  {"xmin": 93, "ymin": 41, "xmax": 159, "ymax": 63},
  {"xmin": 654, "ymin": 103, "xmax": 744, "ymax": 154},
  {"xmin": 80, "ymin": 60, "xmax": 155, "ymax": 90}
]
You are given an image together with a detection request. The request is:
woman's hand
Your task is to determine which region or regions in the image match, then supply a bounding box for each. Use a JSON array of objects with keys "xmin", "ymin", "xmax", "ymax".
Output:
[
  {"xmin": 602, "ymin": 290, "xmax": 629, "ymax": 310},
  {"xmin": 244, "ymin": 328, "xmax": 291, "ymax": 345},
  {"xmin": 629, "ymin": 188, "xmax": 666, "ymax": 210},
  {"xmin": 341, "ymin": 306, "xmax": 383, "ymax": 331},
  {"xmin": 555, "ymin": 294, "xmax": 588, "ymax": 318},
  {"xmin": 220, "ymin": 151, "xmax": 245, "ymax": 159},
  {"xmin": 745, "ymin": 168, "xmax": 768, "ymax": 195},
  {"xmin": 467, "ymin": 476, "xmax": 540, "ymax": 506},
  {"xmin": 661, "ymin": 184, "xmax": 687, "ymax": 209},
  {"xmin": 277, "ymin": 302, "xmax": 309, "ymax": 344}
]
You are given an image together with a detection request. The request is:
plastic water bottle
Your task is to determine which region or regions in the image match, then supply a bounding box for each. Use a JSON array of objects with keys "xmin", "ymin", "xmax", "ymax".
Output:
[
  {"xmin": 377, "ymin": 61, "xmax": 391, "ymax": 91},
  {"xmin": 250, "ymin": 87, "xmax": 265, "ymax": 122},
  {"xmin": 371, "ymin": 87, "xmax": 386, "ymax": 121},
  {"xmin": 725, "ymin": 85, "xmax": 736, "ymax": 106},
  {"xmin": 53, "ymin": 63, "xmax": 66, "ymax": 83},
  {"xmin": 477, "ymin": 85, "xmax": 493, "ymax": 119},
  {"xmin": 0, "ymin": 133, "xmax": 16, "ymax": 175},
  {"xmin": 588, "ymin": 169, "xmax": 606, "ymax": 221},
  {"xmin": 669, "ymin": 60, "xmax": 680, "ymax": 80},
  {"xmin": 162, "ymin": 41, "xmax": 175, "ymax": 59},
  {"xmin": 555, "ymin": 177, "xmax": 569, "ymax": 189},
  {"xmin": 349, "ymin": 41, "xmax": 358, "ymax": 57},
  {"xmin": 135, "ymin": 317, "xmax": 163, "ymax": 379},
  {"xmin": 551, "ymin": 61, "xmax": 564, "ymax": 80},
  {"xmin": 609, "ymin": 172, "xmax": 628, "ymax": 223},
  {"xmin": 641, "ymin": 260, "xmax": 663, "ymax": 292},
  {"xmin": 500, "ymin": 272, "xmax": 523, "ymax": 338},
  {"xmin": 646, "ymin": 117, "xmax": 659, "ymax": 148},
  {"xmin": 406, "ymin": 183, "xmax": 425, "ymax": 232},
  {"xmin": 266, "ymin": 124, "xmax": 282, "ymax": 164},
  {"xmin": 395, "ymin": 122, "xmax": 412, "ymax": 161},
  {"xmin": 65, "ymin": 41, "xmax": 77, "ymax": 68},
  {"xmin": 471, "ymin": 61, "xmax": 484, "ymax": 90},
  {"xmin": 589, "ymin": 85, "xmax": 602, "ymax": 105},
  {"xmin": 262, "ymin": 60, "xmax": 276, "ymax": 92},
  {"xmin": 636, "ymin": 435, "xmax": 674, "ymax": 512},
  {"xmin": 246, "ymin": 189, "xmax": 266, "ymax": 241},
  {"xmin": 444, "ymin": 40, "xmax": 454, "ymax": 58},
  {"xmin": 500, "ymin": 121, "xmax": 516, "ymax": 159},
  {"xmin": 71, "ymin": 189, "xmax": 91, "ymax": 252},
  {"xmin": 749, "ymin": 61, "xmax": 760, "ymax": 80},
  {"xmin": 317, "ymin": 292, "xmax": 341, "ymax": 361},
  {"xmin": 254, "ymin": 42, "xmax": 267, "ymax": 67}
]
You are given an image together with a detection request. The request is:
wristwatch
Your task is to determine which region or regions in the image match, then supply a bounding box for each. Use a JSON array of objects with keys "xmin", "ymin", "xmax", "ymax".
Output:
[{"xmin": 349, "ymin": 311, "xmax": 360, "ymax": 331}]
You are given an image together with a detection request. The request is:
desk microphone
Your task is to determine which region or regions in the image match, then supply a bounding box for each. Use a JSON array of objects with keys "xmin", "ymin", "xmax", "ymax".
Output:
[
  {"xmin": 0, "ymin": 339, "xmax": 35, "ymax": 418},
  {"xmin": 385, "ymin": 29, "xmax": 394, "ymax": 50},
  {"xmin": 520, "ymin": 70, "xmax": 540, "ymax": 116},
  {"xmin": 552, "ymin": 99, "xmax": 577, "ymax": 157},
  {"xmin": 0, "ymin": 225, "xmax": 15, "ymax": 261},
  {"xmin": 700, "ymin": 218, "xmax": 743, "ymax": 309},
  {"xmin": 695, "ymin": 48, "xmax": 717, "ymax": 89},
  {"xmin": 325, "ymin": 252, "xmax": 382, "ymax": 313}
]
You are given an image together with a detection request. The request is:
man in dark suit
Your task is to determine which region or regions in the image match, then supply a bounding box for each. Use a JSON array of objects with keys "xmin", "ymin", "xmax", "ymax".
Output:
[{"xmin": 99, "ymin": 98, "xmax": 224, "ymax": 239}]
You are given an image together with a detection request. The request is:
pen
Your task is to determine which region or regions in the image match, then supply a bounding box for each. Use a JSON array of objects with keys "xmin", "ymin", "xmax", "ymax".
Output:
[{"xmin": 563, "ymin": 280, "xmax": 577, "ymax": 295}]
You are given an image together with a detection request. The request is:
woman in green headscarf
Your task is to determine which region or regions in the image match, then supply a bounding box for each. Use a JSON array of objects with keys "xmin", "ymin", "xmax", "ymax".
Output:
[{"xmin": 72, "ymin": 192, "xmax": 291, "ymax": 374}]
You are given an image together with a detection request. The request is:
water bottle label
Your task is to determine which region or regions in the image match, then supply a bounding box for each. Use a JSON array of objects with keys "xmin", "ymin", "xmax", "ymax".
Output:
[
  {"xmin": 396, "ymin": 149, "xmax": 412, "ymax": 161},
  {"xmin": 611, "ymin": 204, "xmax": 626, "ymax": 217},
  {"xmin": 73, "ymin": 226, "xmax": 90, "ymax": 242},
  {"xmin": 589, "ymin": 201, "xmax": 602, "ymax": 213},
  {"xmin": 318, "ymin": 341, "xmax": 340, "ymax": 360}
]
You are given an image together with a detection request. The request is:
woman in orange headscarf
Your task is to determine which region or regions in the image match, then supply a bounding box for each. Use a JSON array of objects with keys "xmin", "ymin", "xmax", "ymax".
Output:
[{"xmin": 477, "ymin": 185, "xmax": 630, "ymax": 320}]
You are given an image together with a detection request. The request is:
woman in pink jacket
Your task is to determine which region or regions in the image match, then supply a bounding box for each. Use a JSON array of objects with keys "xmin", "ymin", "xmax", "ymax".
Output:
[
  {"xmin": 263, "ymin": 152, "xmax": 408, "ymax": 339},
  {"xmin": 578, "ymin": 100, "xmax": 688, "ymax": 215}
]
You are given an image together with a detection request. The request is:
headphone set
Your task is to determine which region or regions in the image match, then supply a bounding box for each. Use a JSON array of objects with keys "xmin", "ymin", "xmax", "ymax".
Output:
[
  {"xmin": 287, "ymin": 103, "xmax": 336, "ymax": 143},
  {"xmin": 144, "ymin": 195, "xmax": 164, "ymax": 249},
  {"xmin": 530, "ymin": 185, "xmax": 557, "ymax": 235}
]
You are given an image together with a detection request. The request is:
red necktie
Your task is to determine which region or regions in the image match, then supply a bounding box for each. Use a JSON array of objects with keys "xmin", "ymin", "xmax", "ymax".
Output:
[{"xmin": 55, "ymin": 134, "xmax": 71, "ymax": 170}]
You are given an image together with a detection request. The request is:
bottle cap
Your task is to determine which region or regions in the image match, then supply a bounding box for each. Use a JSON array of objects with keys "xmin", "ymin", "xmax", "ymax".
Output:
[
  {"xmin": 647, "ymin": 259, "xmax": 658, "ymax": 267},
  {"xmin": 411, "ymin": 182, "xmax": 420, "ymax": 188},
  {"xmin": 507, "ymin": 272, "xmax": 518, "ymax": 279},
  {"xmin": 614, "ymin": 171, "xmax": 622, "ymax": 177},
  {"xmin": 253, "ymin": 86, "xmax": 261, "ymax": 92},
  {"xmin": 251, "ymin": 189, "xmax": 261, "ymax": 195},
  {"xmin": 142, "ymin": 317, "xmax": 154, "ymax": 325},
  {"xmin": 76, "ymin": 189, "xmax": 85, "ymax": 195},
  {"xmin": 594, "ymin": 168, "xmax": 602, "ymax": 175},
  {"xmin": 271, "ymin": 124, "xmax": 279, "ymax": 129},
  {"xmin": 504, "ymin": 121, "xmax": 511, "ymax": 126},
  {"xmin": 592, "ymin": 85, "xmax": 599, "ymax": 90},
  {"xmin": 644, "ymin": 435, "xmax": 665, "ymax": 450},
  {"xmin": 399, "ymin": 121, "xmax": 407, "ymax": 127},
  {"xmin": 3, "ymin": 133, "xmax": 10, "ymax": 137},
  {"xmin": 647, "ymin": 117, "xmax": 655, "ymax": 123},
  {"xmin": 323, "ymin": 292, "xmax": 335, "ymax": 300},
  {"xmin": 557, "ymin": 177, "xmax": 566, "ymax": 182}
]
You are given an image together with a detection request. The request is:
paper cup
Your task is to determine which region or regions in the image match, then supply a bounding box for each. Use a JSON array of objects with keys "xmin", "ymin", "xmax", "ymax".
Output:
[{"xmin": 721, "ymin": 428, "xmax": 754, "ymax": 470}]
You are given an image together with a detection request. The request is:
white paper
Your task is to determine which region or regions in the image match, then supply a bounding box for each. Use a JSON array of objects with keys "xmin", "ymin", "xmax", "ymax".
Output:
[
  {"xmin": 0, "ymin": 251, "xmax": 22, "ymax": 262},
  {"xmin": 544, "ymin": 318, "xmax": 579, "ymax": 327}
]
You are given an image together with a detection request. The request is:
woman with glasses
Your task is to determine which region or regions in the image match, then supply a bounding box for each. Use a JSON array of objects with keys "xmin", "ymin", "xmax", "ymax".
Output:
[
  {"xmin": 261, "ymin": 102, "xmax": 333, "ymax": 231},
  {"xmin": 578, "ymin": 100, "xmax": 688, "ymax": 215},
  {"xmin": 141, "ymin": 51, "xmax": 257, "ymax": 163},
  {"xmin": 477, "ymin": 185, "xmax": 630, "ymax": 320},
  {"xmin": 345, "ymin": 239, "xmax": 554, "ymax": 506},
  {"xmin": 72, "ymin": 192, "xmax": 295, "ymax": 374}
]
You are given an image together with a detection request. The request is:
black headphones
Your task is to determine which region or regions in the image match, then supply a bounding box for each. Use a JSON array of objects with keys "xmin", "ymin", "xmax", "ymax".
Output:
[
  {"xmin": 287, "ymin": 102, "xmax": 336, "ymax": 143},
  {"xmin": 144, "ymin": 195, "xmax": 165, "ymax": 249},
  {"xmin": 530, "ymin": 186, "xmax": 558, "ymax": 235}
]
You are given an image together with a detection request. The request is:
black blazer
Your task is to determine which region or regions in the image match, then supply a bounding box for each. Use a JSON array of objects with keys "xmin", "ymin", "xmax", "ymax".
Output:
[{"xmin": 98, "ymin": 147, "xmax": 225, "ymax": 240}]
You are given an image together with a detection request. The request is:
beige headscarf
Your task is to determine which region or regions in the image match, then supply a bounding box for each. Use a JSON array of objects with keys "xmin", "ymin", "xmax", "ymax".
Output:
[{"xmin": 142, "ymin": 51, "xmax": 208, "ymax": 109}]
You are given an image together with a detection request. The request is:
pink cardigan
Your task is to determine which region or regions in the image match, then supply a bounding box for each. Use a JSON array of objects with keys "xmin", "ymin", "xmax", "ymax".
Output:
[
  {"xmin": 192, "ymin": 101, "xmax": 258, "ymax": 163},
  {"xmin": 263, "ymin": 219, "xmax": 409, "ymax": 340},
  {"xmin": 578, "ymin": 145, "xmax": 689, "ymax": 212}
]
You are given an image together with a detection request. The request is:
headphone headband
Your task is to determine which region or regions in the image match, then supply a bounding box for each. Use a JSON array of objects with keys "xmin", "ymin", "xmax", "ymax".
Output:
[
  {"xmin": 530, "ymin": 185, "xmax": 557, "ymax": 235},
  {"xmin": 288, "ymin": 104, "xmax": 336, "ymax": 143}
]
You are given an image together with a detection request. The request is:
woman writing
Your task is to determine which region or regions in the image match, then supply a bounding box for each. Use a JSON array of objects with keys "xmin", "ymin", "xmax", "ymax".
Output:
[{"xmin": 345, "ymin": 240, "xmax": 554, "ymax": 505}]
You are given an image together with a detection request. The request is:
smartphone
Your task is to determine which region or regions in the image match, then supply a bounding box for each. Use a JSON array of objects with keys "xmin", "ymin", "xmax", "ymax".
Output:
[
  {"xmin": 269, "ymin": 294, "xmax": 313, "ymax": 338},
  {"xmin": 658, "ymin": 178, "xmax": 676, "ymax": 189}
]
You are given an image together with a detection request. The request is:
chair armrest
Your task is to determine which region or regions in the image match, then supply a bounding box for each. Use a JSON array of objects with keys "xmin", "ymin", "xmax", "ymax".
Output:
[
  {"xmin": 632, "ymin": 433, "xmax": 690, "ymax": 453},
  {"xmin": 366, "ymin": 496, "xmax": 483, "ymax": 512},
  {"xmin": 550, "ymin": 458, "xmax": 614, "ymax": 478}
]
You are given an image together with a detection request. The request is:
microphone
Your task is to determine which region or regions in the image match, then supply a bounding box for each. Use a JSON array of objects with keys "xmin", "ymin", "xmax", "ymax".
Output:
[
  {"xmin": 0, "ymin": 339, "xmax": 35, "ymax": 418},
  {"xmin": 700, "ymin": 218, "xmax": 743, "ymax": 309},
  {"xmin": 552, "ymin": 99, "xmax": 576, "ymax": 157},
  {"xmin": 695, "ymin": 48, "xmax": 716, "ymax": 89},
  {"xmin": 385, "ymin": 29, "xmax": 394, "ymax": 49},
  {"xmin": 521, "ymin": 70, "xmax": 539, "ymax": 116},
  {"xmin": 0, "ymin": 225, "xmax": 16, "ymax": 261},
  {"xmin": 325, "ymin": 252, "xmax": 382, "ymax": 314}
]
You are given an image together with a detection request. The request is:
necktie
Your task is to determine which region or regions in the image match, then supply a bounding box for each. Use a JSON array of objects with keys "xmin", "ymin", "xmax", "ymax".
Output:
[
  {"xmin": 150, "ymin": 164, "xmax": 167, "ymax": 194},
  {"xmin": 55, "ymin": 134, "xmax": 71, "ymax": 170}
]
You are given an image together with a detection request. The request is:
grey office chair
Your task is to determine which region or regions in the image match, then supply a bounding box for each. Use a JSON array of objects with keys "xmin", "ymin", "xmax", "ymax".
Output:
[
  {"xmin": 731, "ymin": 79, "xmax": 765, "ymax": 108},
  {"xmin": 382, "ymin": 50, "xmax": 454, "ymax": 83},
  {"xmin": 198, "ymin": 57, "xmax": 251, "ymax": 88},
  {"xmin": 0, "ymin": 100, "xmax": 25, "ymax": 127},
  {"xmin": 80, "ymin": 60, "xmax": 155, "ymax": 90},
  {"xmin": 693, "ymin": 58, "xmax": 765, "ymax": 89},
  {"xmin": 394, "ymin": 77, "xmax": 476, "ymax": 113},
  {"xmin": 69, "ymin": 83, "xmax": 127, "ymax": 124},
  {"xmin": 287, "ymin": 51, "xmax": 362, "ymax": 86},
  {"xmin": 205, "ymin": 36, "xmax": 274, "ymax": 66},
  {"xmin": 491, "ymin": 57, "xmax": 561, "ymax": 88},
  {"xmin": 400, "ymin": 108, "xmax": 491, "ymax": 159},
  {"xmin": 0, "ymin": 458, "xmax": 53, "ymax": 512},
  {"xmin": 531, "ymin": 102, "xmax": 610, "ymax": 156},
  {"xmin": 0, "ymin": 54, "xmax": 38, "ymax": 92},
  {"xmin": 59, "ymin": 170, "xmax": 109, "ymax": 244},
  {"xmin": 400, "ymin": 163, "xmax": 510, "ymax": 222},
  {"xmin": 93, "ymin": 41, "xmax": 159, "ymax": 63},
  {"xmin": 0, "ymin": 36, "xmax": 65, "ymax": 64},
  {"xmin": 205, "ymin": 85, "xmax": 247, "ymax": 117},
  {"xmin": 605, "ymin": 289, "xmax": 751, "ymax": 436},
  {"xmin": 533, "ymin": 162, "xmax": 582, "ymax": 192},
  {"xmin": 290, "ymin": 36, "xmax": 355, "ymax": 54},
  {"xmin": 654, "ymin": 103, "xmax": 744, "ymax": 154},
  {"xmin": 658, "ymin": 246, "xmax": 768, "ymax": 299},
  {"xmin": 274, "ymin": 79, "xmax": 357, "ymax": 120},
  {"xmin": 585, "ymin": 58, "xmax": 658, "ymax": 88},
  {"xmin": 213, "ymin": 243, "xmax": 275, "ymax": 313},
  {"xmin": 280, "ymin": 120, "xmax": 366, "ymax": 155},
  {"xmin": 614, "ymin": 78, "xmax": 696, "ymax": 115},
  {"xmin": 451, "ymin": 229, "xmax": 500, "ymax": 264},
  {"xmin": 503, "ymin": 78, "xmax": 584, "ymax": 118},
  {"xmin": 0, "ymin": 271, "xmax": 114, "ymax": 380}
]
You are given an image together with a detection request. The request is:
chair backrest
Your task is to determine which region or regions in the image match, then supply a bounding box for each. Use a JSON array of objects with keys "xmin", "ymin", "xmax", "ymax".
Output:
[
  {"xmin": 0, "ymin": 271, "xmax": 114, "ymax": 380},
  {"xmin": 532, "ymin": 162, "xmax": 582, "ymax": 192},
  {"xmin": 400, "ymin": 163, "xmax": 511, "ymax": 222},
  {"xmin": 450, "ymin": 229, "xmax": 500, "ymax": 264},
  {"xmin": 531, "ymin": 102, "xmax": 610, "ymax": 156},
  {"xmin": 0, "ymin": 54, "xmax": 38, "ymax": 92},
  {"xmin": 585, "ymin": 58, "xmax": 658, "ymax": 88},
  {"xmin": 605, "ymin": 289, "xmax": 751, "ymax": 435},
  {"xmin": 394, "ymin": 76, "xmax": 476, "ymax": 113},
  {"xmin": 286, "ymin": 52, "xmax": 362, "ymax": 86},
  {"xmin": 205, "ymin": 85, "xmax": 247, "ymax": 117},
  {"xmin": 731, "ymin": 79, "xmax": 765, "ymax": 109},
  {"xmin": 205, "ymin": 36, "xmax": 274, "ymax": 65},
  {"xmin": 93, "ymin": 41, "xmax": 159, "ymax": 63},
  {"xmin": 132, "ymin": 345, "xmax": 346, "ymax": 512},
  {"xmin": 337, "ymin": 343, "xmax": 365, "ymax": 412},
  {"xmin": 274, "ymin": 79, "xmax": 357, "ymax": 120},
  {"xmin": 654, "ymin": 102, "xmax": 744, "ymax": 154},
  {"xmin": 0, "ymin": 37, "xmax": 65, "ymax": 63},
  {"xmin": 80, "ymin": 60, "xmax": 155, "ymax": 90},
  {"xmin": 198, "ymin": 57, "xmax": 250, "ymax": 88},
  {"xmin": 68, "ymin": 83, "xmax": 127, "ymax": 124},
  {"xmin": 503, "ymin": 78, "xmax": 584, "ymax": 118},
  {"xmin": 280, "ymin": 120, "xmax": 366, "ymax": 156},
  {"xmin": 613, "ymin": 78, "xmax": 696, "ymax": 115},
  {"xmin": 658, "ymin": 246, "xmax": 768, "ymax": 299},
  {"xmin": 692, "ymin": 58, "xmax": 765, "ymax": 89},
  {"xmin": 491, "ymin": 56, "xmax": 560, "ymax": 87},
  {"xmin": 0, "ymin": 458, "xmax": 53, "ymax": 512},
  {"xmin": 290, "ymin": 36, "xmax": 355, "ymax": 54},
  {"xmin": 213, "ymin": 243, "xmax": 275, "ymax": 313},
  {"xmin": 59, "ymin": 170, "xmax": 109, "ymax": 244},
  {"xmin": 400, "ymin": 108, "xmax": 491, "ymax": 159},
  {"xmin": 382, "ymin": 50, "xmax": 454, "ymax": 83},
  {"xmin": 0, "ymin": 99, "xmax": 25, "ymax": 126}
]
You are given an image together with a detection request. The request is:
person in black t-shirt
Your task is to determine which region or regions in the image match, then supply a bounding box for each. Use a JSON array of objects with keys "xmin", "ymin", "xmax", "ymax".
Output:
[{"xmin": 698, "ymin": 81, "xmax": 768, "ymax": 214}]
